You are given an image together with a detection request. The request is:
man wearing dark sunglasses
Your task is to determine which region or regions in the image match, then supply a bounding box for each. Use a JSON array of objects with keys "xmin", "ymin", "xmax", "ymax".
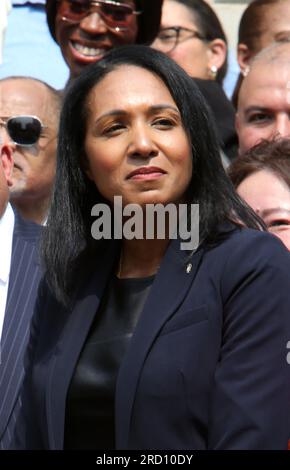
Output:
[
  {"xmin": 45, "ymin": 0, "xmax": 163, "ymax": 79},
  {"xmin": 0, "ymin": 76, "xmax": 62, "ymax": 225},
  {"xmin": 0, "ymin": 135, "xmax": 41, "ymax": 448}
]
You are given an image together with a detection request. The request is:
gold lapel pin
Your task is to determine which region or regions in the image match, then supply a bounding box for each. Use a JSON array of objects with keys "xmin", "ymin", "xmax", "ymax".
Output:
[{"xmin": 186, "ymin": 263, "xmax": 192, "ymax": 274}]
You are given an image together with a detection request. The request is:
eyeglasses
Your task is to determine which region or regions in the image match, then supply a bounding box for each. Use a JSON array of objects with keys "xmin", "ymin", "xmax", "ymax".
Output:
[
  {"xmin": 0, "ymin": 115, "xmax": 46, "ymax": 147},
  {"xmin": 154, "ymin": 26, "xmax": 207, "ymax": 53},
  {"xmin": 57, "ymin": 0, "xmax": 142, "ymax": 31}
]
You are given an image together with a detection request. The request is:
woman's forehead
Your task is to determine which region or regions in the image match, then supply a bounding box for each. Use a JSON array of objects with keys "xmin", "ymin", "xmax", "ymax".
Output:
[{"xmin": 86, "ymin": 66, "xmax": 175, "ymax": 110}]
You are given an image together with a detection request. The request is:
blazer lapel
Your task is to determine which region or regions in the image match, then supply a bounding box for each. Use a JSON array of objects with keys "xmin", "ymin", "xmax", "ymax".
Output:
[
  {"xmin": 115, "ymin": 238, "xmax": 204, "ymax": 448},
  {"xmin": 46, "ymin": 242, "xmax": 119, "ymax": 449}
]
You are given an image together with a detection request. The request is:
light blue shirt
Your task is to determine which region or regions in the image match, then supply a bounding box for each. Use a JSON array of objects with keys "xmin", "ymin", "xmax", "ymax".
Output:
[
  {"xmin": 0, "ymin": 3, "xmax": 69, "ymax": 89},
  {"xmin": 223, "ymin": 48, "xmax": 239, "ymax": 100},
  {"xmin": 13, "ymin": 1, "xmax": 46, "ymax": 5}
]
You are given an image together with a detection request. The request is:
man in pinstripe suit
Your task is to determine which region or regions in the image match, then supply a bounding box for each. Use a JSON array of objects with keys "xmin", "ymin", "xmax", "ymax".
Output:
[{"xmin": 0, "ymin": 136, "xmax": 42, "ymax": 448}]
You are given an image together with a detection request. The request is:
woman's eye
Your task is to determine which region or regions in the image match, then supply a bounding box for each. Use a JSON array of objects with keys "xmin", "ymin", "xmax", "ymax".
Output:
[
  {"xmin": 267, "ymin": 219, "xmax": 290, "ymax": 228},
  {"xmin": 153, "ymin": 118, "xmax": 175, "ymax": 128},
  {"xmin": 159, "ymin": 31, "xmax": 176, "ymax": 41},
  {"xmin": 103, "ymin": 123, "xmax": 125, "ymax": 135}
]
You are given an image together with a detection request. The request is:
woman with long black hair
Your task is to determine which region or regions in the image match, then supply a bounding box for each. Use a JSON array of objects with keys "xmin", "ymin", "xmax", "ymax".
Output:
[{"xmin": 12, "ymin": 46, "xmax": 290, "ymax": 450}]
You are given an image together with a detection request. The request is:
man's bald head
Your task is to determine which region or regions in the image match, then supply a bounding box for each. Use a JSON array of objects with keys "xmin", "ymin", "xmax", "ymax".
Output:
[
  {"xmin": 0, "ymin": 76, "xmax": 62, "ymax": 130},
  {"xmin": 0, "ymin": 77, "xmax": 62, "ymax": 224},
  {"xmin": 236, "ymin": 41, "xmax": 290, "ymax": 154}
]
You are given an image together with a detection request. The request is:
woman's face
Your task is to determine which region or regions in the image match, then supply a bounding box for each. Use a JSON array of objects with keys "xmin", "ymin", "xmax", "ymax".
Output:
[
  {"xmin": 84, "ymin": 65, "xmax": 192, "ymax": 208},
  {"xmin": 55, "ymin": 0, "xmax": 138, "ymax": 78},
  {"xmin": 152, "ymin": 0, "xmax": 215, "ymax": 79},
  {"xmin": 237, "ymin": 168, "xmax": 290, "ymax": 250}
]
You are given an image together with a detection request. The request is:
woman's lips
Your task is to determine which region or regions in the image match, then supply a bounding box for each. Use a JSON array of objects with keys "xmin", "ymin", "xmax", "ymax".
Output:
[{"xmin": 127, "ymin": 167, "xmax": 166, "ymax": 180}]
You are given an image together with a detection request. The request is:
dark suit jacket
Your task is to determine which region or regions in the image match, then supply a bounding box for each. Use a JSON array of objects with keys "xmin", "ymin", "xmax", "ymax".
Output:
[
  {"xmin": 12, "ymin": 226, "xmax": 290, "ymax": 449},
  {"xmin": 0, "ymin": 212, "xmax": 41, "ymax": 448}
]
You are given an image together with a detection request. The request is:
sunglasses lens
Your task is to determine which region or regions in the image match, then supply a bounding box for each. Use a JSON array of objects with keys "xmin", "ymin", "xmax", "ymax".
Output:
[
  {"xmin": 7, "ymin": 116, "xmax": 41, "ymax": 146},
  {"xmin": 59, "ymin": 1, "xmax": 134, "ymax": 27}
]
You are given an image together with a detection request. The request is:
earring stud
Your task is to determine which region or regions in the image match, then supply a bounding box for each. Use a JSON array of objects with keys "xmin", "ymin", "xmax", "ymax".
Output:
[{"xmin": 209, "ymin": 65, "xmax": 218, "ymax": 79}]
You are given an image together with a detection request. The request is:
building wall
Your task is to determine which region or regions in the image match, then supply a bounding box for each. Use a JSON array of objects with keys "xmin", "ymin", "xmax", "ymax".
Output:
[{"xmin": 207, "ymin": 1, "xmax": 251, "ymax": 50}]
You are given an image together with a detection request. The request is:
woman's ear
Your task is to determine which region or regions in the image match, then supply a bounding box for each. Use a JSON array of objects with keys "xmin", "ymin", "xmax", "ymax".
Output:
[
  {"xmin": 0, "ymin": 142, "xmax": 14, "ymax": 187},
  {"xmin": 207, "ymin": 38, "xmax": 227, "ymax": 77},
  {"xmin": 237, "ymin": 43, "xmax": 252, "ymax": 73}
]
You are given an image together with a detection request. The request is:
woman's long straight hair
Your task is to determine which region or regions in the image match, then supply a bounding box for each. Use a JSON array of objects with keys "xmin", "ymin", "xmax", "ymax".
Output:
[{"xmin": 42, "ymin": 45, "xmax": 263, "ymax": 305}]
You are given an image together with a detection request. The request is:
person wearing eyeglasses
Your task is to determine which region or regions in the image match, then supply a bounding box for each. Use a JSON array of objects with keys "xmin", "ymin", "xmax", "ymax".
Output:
[
  {"xmin": 45, "ymin": 0, "xmax": 163, "ymax": 80},
  {"xmin": 0, "ymin": 134, "xmax": 42, "ymax": 449},
  {"xmin": 151, "ymin": 0, "xmax": 238, "ymax": 162},
  {"xmin": 0, "ymin": 77, "xmax": 62, "ymax": 225},
  {"xmin": 152, "ymin": 0, "xmax": 227, "ymax": 84}
]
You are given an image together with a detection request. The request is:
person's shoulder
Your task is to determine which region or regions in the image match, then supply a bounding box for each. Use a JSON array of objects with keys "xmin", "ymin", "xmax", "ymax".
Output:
[
  {"xmin": 205, "ymin": 225, "xmax": 290, "ymax": 271},
  {"xmin": 214, "ymin": 226, "xmax": 290, "ymax": 280},
  {"xmin": 224, "ymin": 226, "xmax": 287, "ymax": 253},
  {"xmin": 204, "ymin": 227, "xmax": 290, "ymax": 303}
]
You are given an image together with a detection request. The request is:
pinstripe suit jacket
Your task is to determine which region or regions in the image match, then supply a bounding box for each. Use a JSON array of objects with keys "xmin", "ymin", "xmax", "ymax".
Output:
[{"xmin": 0, "ymin": 211, "xmax": 41, "ymax": 448}]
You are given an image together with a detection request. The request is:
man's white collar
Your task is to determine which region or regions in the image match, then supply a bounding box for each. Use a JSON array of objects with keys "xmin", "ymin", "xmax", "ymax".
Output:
[{"xmin": 0, "ymin": 203, "xmax": 15, "ymax": 284}]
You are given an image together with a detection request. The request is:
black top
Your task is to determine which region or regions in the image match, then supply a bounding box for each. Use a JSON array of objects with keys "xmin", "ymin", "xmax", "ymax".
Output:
[{"xmin": 64, "ymin": 274, "xmax": 155, "ymax": 449}]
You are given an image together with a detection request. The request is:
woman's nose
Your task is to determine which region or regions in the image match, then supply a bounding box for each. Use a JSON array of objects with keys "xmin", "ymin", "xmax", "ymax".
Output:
[
  {"xmin": 79, "ymin": 11, "xmax": 108, "ymax": 35},
  {"xmin": 128, "ymin": 126, "xmax": 159, "ymax": 159}
]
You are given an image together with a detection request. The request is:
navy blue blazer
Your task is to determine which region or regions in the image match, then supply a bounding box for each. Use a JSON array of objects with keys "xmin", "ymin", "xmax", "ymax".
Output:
[
  {"xmin": 0, "ymin": 212, "xmax": 41, "ymax": 448},
  {"xmin": 12, "ymin": 226, "xmax": 290, "ymax": 449}
]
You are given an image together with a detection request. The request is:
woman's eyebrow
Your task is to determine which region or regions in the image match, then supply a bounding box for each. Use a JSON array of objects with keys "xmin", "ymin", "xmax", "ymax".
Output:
[
  {"xmin": 95, "ymin": 110, "xmax": 127, "ymax": 124},
  {"xmin": 149, "ymin": 104, "xmax": 179, "ymax": 112},
  {"xmin": 260, "ymin": 207, "xmax": 290, "ymax": 218},
  {"xmin": 95, "ymin": 104, "xmax": 180, "ymax": 124}
]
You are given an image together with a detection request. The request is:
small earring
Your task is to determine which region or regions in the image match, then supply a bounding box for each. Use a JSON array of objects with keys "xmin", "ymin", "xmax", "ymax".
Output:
[
  {"xmin": 242, "ymin": 65, "xmax": 250, "ymax": 77},
  {"xmin": 209, "ymin": 65, "xmax": 218, "ymax": 79}
]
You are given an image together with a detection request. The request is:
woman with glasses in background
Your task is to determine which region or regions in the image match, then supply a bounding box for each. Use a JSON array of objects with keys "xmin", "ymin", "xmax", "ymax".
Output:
[
  {"xmin": 152, "ymin": 0, "xmax": 227, "ymax": 84},
  {"xmin": 152, "ymin": 0, "xmax": 238, "ymax": 162},
  {"xmin": 45, "ymin": 0, "xmax": 163, "ymax": 80}
]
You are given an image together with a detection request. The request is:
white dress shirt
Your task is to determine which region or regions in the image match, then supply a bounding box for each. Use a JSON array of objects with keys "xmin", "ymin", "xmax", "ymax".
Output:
[
  {"xmin": 0, "ymin": 203, "xmax": 15, "ymax": 342},
  {"xmin": 0, "ymin": 0, "xmax": 11, "ymax": 64}
]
